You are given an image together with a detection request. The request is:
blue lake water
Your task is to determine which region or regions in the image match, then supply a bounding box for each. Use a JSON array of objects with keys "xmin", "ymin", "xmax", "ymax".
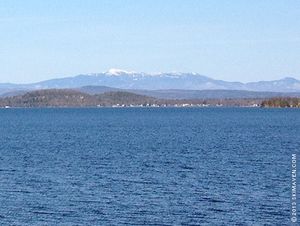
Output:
[{"xmin": 0, "ymin": 108, "xmax": 299, "ymax": 225}]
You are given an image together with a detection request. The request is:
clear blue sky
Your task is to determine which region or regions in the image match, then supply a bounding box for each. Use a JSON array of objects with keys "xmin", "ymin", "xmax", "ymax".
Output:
[{"xmin": 1, "ymin": 0, "xmax": 300, "ymax": 83}]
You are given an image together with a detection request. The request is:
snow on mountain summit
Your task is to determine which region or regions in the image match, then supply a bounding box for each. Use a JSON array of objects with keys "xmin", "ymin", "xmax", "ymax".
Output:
[{"xmin": 106, "ymin": 68, "xmax": 135, "ymax": 76}]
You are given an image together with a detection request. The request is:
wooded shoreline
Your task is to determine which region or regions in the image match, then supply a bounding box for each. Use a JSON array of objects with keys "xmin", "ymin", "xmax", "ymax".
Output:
[{"xmin": 0, "ymin": 89, "xmax": 299, "ymax": 108}]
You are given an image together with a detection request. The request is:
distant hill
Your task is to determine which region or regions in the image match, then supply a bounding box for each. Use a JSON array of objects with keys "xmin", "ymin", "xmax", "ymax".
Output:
[
  {"xmin": 2, "ymin": 85, "xmax": 300, "ymax": 102},
  {"xmin": 0, "ymin": 89, "xmax": 158, "ymax": 107},
  {"xmin": 77, "ymin": 86, "xmax": 121, "ymax": 94},
  {"xmin": 0, "ymin": 88, "xmax": 273, "ymax": 108},
  {"xmin": 78, "ymin": 86, "xmax": 300, "ymax": 99},
  {"xmin": 0, "ymin": 89, "xmax": 96, "ymax": 107},
  {"xmin": 1, "ymin": 69, "xmax": 300, "ymax": 95},
  {"xmin": 0, "ymin": 90, "xmax": 28, "ymax": 97},
  {"xmin": 96, "ymin": 91, "xmax": 156, "ymax": 106}
]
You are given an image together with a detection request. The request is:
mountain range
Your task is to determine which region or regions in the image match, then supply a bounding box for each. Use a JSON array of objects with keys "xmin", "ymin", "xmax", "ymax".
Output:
[{"xmin": 1, "ymin": 69, "xmax": 300, "ymax": 98}]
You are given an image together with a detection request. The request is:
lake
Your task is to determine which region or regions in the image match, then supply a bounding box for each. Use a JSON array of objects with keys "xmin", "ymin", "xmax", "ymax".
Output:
[{"xmin": 0, "ymin": 108, "xmax": 299, "ymax": 225}]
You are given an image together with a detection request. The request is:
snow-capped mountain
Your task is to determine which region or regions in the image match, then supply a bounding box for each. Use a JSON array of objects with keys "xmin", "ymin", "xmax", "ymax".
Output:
[
  {"xmin": 0, "ymin": 69, "xmax": 300, "ymax": 95},
  {"xmin": 105, "ymin": 68, "xmax": 137, "ymax": 76}
]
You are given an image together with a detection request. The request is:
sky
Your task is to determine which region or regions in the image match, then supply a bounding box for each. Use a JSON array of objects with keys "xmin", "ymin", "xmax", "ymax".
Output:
[{"xmin": 0, "ymin": 0, "xmax": 300, "ymax": 83}]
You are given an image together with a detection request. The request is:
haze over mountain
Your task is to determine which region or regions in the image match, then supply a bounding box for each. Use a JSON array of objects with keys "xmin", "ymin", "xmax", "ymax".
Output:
[{"xmin": 1, "ymin": 69, "xmax": 300, "ymax": 96}]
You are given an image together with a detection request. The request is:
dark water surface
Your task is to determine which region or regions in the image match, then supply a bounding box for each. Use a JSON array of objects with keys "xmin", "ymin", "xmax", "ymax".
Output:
[{"xmin": 0, "ymin": 108, "xmax": 299, "ymax": 225}]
